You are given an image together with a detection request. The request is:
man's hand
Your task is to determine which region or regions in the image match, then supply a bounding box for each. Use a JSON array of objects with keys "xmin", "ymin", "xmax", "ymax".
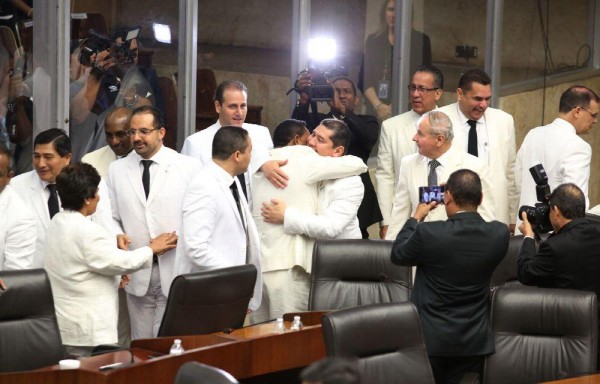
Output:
[
  {"xmin": 328, "ymin": 86, "xmax": 347, "ymax": 116},
  {"xmin": 379, "ymin": 225, "xmax": 388, "ymax": 240},
  {"xmin": 149, "ymin": 232, "xmax": 178, "ymax": 255},
  {"xmin": 519, "ymin": 211, "xmax": 534, "ymax": 238},
  {"xmin": 0, "ymin": 278, "xmax": 6, "ymax": 290},
  {"xmin": 261, "ymin": 199, "xmax": 286, "ymax": 224},
  {"xmin": 119, "ymin": 274, "xmax": 130, "ymax": 289},
  {"xmin": 375, "ymin": 103, "xmax": 392, "ymax": 121},
  {"xmin": 261, "ymin": 159, "xmax": 289, "ymax": 189},
  {"xmin": 295, "ymin": 71, "xmax": 312, "ymax": 104},
  {"xmin": 117, "ymin": 234, "xmax": 131, "ymax": 250},
  {"xmin": 412, "ymin": 201, "xmax": 437, "ymax": 222}
]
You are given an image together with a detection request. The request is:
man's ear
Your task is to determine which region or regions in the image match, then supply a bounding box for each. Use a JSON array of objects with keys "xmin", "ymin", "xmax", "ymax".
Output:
[
  {"xmin": 332, "ymin": 145, "xmax": 345, "ymax": 157},
  {"xmin": 214, "ymin": 100, "xmax": 221, "ymax": 114},
  {"xmin": 444, "ymin": 190, "xmax": 453, "ymax": 205}
]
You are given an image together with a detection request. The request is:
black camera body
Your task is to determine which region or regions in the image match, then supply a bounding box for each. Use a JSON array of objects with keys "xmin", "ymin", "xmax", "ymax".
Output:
[
  {"xmin": 518, "ymin": 164, "xmax": 553, "ymax": 234},
  {"xmin": 79, "ymin": 29, "xmax": 113, "ymax": 66},
  {"xmin": 79, "ymin": 27, "xmax": 140, "ymax": 79},
  {"xmin": 302, "ymin": 63, "xmax": 348, "ymax": 102}
]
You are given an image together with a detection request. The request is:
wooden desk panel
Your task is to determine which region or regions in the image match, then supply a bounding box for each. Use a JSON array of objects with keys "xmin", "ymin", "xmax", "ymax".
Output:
[
  {"xmin": 543, "ymin": 374, "xmax": 600, "ymax": 383},
  {"xmin": 0, "ymin": 319, "xmax": 326, "ymax": 384}
]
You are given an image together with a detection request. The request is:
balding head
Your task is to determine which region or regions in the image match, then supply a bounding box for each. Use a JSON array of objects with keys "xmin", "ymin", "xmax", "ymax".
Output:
[{"xmin": 105, "ymin": 107, "xmax": 133, "ymax": 157}]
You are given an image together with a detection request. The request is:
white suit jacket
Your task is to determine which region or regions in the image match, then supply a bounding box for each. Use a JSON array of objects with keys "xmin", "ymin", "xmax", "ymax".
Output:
[
  {"xmin": 175, "ymin": 162, "xmax": 262, "ymax": 311},
  {"xmin": 45, "ymin": 210, "xmax": 153, "ymax": 346},
  {"xmin": 0, "ymin": 185, "xmax": 35, "ymax": 270},
  {"xmin": 10, "ymin": 170, "xmax": 117, "ymax": 268},
  {"xmin": 284, "ymin": 175, "xmax": 364, "ymax": 241},
  {"xmin": 385, "ymin": 146, "xmax": 496, "ymax": 240},
  {"xmin": 81, "ymin": 145, "xmax": 118, "ymax": 180},
  {"xmin": 252, "ymin": 146, "xmax": 368, "ymax": 273},
  {"xmin": 376, "ymin": 109, "xmax": 421, "ymax": 226},
  {"xmin": 515, "ymin": 118, "xmax": 591, "ymax": 229},
  {"xmin": 438, "ymin": 103, "xmax": 518, "ymax": 225},
  {"xmin": 181, "ymin": 121, "xmax": 273, "ymax": 209},
  {"xmin": 108, "ymin": 145, "xmax": 201, "ymax": 297}
]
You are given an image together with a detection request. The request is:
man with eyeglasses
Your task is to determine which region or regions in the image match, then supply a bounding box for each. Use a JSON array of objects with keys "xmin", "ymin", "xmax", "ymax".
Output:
[
  {"xmin": 292, "ymin": 75, "xmax": 381, "ymax": 239},
  {"xmin": 107, "ymin": 105, "xmax": 201, "ymax": 340},
  {"xmin": 515, "ymin": 85, "xmax": 599, "ymax": 232},
  {"xmin": 82, "ymin": 107, "xmax": 134, "ymax": 179},
  {"xmin": 438, "ymin": 69, "xmax": 518, "ymax": 232},
  {"xmin": 376, "ymin": 65, "xmax": 443, "ymax": 239}
]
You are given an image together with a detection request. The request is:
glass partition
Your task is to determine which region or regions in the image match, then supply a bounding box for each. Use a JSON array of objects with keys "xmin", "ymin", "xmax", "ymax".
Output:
[
  {"xmin": 196, "ymin": 0, "xmax": 293, "ymax": 133},
  {"xmin": 501, "ymin": 0, "xmax": 593, "ymax": 86},
  {"xmin": 413, "ymin": 0, "xmax": 488, "ymax": 106},
  {"xmin": 68, "ymin": 0, "xmax": 180, "ymax": 162},
  {"xmin": 0, "ymin": 0, "xmax": 34, "ymax": 174}
]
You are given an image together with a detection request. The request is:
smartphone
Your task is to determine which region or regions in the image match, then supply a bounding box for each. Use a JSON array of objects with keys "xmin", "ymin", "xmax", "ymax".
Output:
[{"xmin": 419, "ymin": 186, "xmax": 445, "ymax": 204}]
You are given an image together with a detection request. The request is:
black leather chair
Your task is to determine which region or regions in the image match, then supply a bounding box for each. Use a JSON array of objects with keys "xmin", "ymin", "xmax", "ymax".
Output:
[
  {"xmin": 484, "ymin": 286, "xmax": 598, "ymax": 384},
  {"xmin": 158, "ymin": 265, "xmax": 257, "ymax": 337},
  {"xmin": 0, "ymin": 269, "xmax": 66, "ymax": 372},
  {"xmin": 321, "ymin": 302, "xmax": 435, "ymax": 384},
  {"xmin": 489, "ymin": 235, "xmax": 527, "ymax": 288},
  {"xmin": 308, "ymin": 239, "xmax": 411, "ymax": 311},
  {"xmin": 174, "ymin": 361, "xmax": 239, "ymax": 384}
]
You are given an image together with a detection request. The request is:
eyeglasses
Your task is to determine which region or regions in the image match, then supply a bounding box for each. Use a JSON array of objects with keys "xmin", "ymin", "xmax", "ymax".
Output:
[
  {"xmin": 407, "ymin": 84, "xmax": 439, "ymax": 93},
  {"xmin": 578, "ymin": 106, "xmax": 598, "ymax": 119},
  {"xmin": 126, "ymin": 128, "xmax": 159, "ymax": 137}
]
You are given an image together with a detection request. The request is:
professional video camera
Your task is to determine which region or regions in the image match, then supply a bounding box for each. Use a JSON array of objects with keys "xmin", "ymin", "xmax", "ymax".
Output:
[
  {"xmin": 518, "ymin": 164, "xmax": 553, "ymax": 234},
  {"xmin": 298, "ymin": 62, "xmax": 348, "ymax": 102},
  {"xmin": 78, "ymin": 26, "xmax": 141, "ymax": 78}
]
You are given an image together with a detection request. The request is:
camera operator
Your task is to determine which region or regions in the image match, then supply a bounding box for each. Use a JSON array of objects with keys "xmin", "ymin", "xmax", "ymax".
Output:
[
  {"xmin": 69, "ymin": 29, "xmax": 160, "ymax": 161},
  {"xmin": 291, "ymin": 73, "xmax": 382, "ymax": 238},
  {"xmin": 517, "ymin": 183, "xmax": 600, "ymax": 302}
]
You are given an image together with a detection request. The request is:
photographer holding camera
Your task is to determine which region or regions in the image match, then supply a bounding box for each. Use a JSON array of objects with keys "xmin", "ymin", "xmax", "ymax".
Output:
[
  {"xmin": 291, "ymin": 72, "xmax": 381, "ymax": 238},
  {"xmin": 518, "ymin": 183, "xmax": 600, "ymax": 305}
]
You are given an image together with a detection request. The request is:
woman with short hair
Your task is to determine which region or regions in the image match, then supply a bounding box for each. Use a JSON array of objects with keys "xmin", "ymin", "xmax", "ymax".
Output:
[{"xmin": 45, "ymin": 162, "xmax": 177, "ymax": 356}]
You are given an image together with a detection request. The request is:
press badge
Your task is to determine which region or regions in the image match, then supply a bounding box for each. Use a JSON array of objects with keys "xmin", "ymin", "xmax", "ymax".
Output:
[{"xmin": 377, "ymin": 80, "xmax": 389, "ymax": 99}]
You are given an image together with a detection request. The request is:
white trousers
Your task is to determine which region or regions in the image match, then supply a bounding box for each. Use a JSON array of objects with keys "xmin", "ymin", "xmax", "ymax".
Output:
[
  {"xmin": 251, "ymin": 266, "xmax": 310, "ymax": 324},
  {"xmin": 126, "ymin": 263, "xmax": 167, "ymax": 340}
]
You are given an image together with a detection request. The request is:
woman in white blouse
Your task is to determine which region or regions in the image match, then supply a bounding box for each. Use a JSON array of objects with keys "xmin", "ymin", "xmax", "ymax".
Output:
[{"xmin": 45, "ymin": 163, "xmax": 177, "ymax": 356}]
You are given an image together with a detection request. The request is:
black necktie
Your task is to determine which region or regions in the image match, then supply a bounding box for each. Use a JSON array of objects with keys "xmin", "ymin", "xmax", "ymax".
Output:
[
  {"xmin": 428, "ymin": 159, "xmax": 440, "ymax": 186},
  {"xmin": 230, "ymin": 181, "xmax": 246, "ymax": 229},
  {"xmin": 230, "ymin": 180, "xmax": 250, "ymax": 263},
  {"xmin": 467, "ymin": 119, "xmax": 478, "ymax": 157},
  {"xmin": 141, "ymin": 160, "xmax": 153, "ymax": 199},
  {"xmin": 237, "ymin": 172, "xmax": 248, "ymax": 200},
  {"xmin": 47, "ymin": 184, "xmax": 59, "ymax": 219}
]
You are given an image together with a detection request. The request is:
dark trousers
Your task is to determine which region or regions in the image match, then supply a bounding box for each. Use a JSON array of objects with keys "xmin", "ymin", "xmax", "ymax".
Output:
[{"xmin": 428, "ymin": 355, "xmax": 484, "ymax": 384}]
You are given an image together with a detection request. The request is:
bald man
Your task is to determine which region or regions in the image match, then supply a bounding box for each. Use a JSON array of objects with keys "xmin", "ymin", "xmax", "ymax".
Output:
[{"xmin": 82, "ymin": 107, "xmax": 133, "ymax": 178}]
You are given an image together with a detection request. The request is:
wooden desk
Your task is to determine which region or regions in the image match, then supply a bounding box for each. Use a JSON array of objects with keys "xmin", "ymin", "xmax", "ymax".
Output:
[
  {"xmin": 543, "ymin": 374, "xmax": 600, "ymax": 383},
  {"xmin": 0, "ymin": 317, "xmax": 326, "ymax": 384}
]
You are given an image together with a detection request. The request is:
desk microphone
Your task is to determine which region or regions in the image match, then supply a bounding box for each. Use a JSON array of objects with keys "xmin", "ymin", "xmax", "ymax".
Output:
[{"xmin": 378, "ymin": 272, "xmax": 410, "ymax": 289}]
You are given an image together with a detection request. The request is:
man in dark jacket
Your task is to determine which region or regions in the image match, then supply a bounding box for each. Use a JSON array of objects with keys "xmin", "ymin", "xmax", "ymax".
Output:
[
  {"xmin": 391, "ymin": 169, "xmax": 509, "ymax": 384},
  {"xmin": 518, "ymin": 183, "xmax": 600, "ymax": 300}
]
